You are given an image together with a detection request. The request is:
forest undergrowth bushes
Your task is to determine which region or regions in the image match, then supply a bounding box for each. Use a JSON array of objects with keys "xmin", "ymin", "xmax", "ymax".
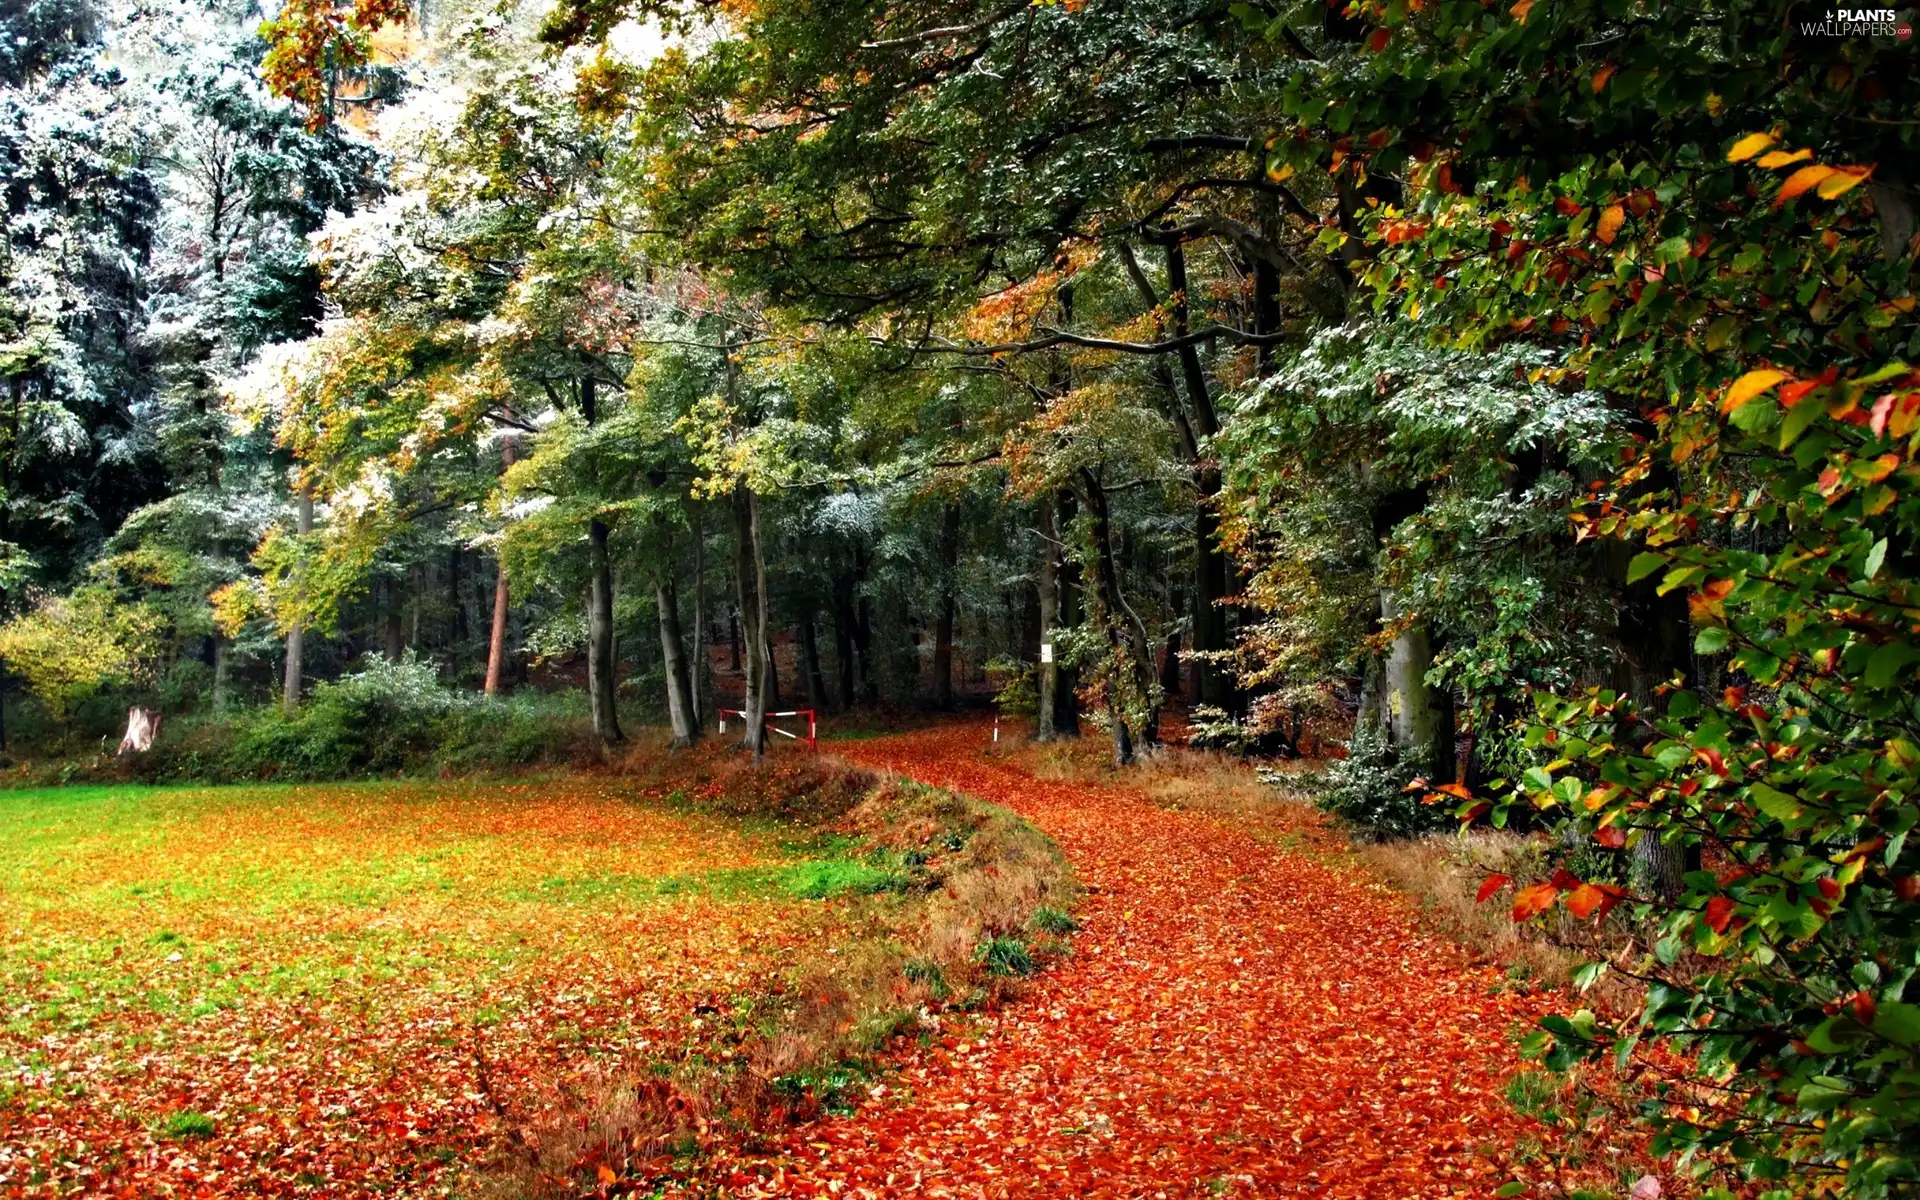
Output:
[
  {"xmin": 0, "ymin": 655, "xmax": 609, "ymax": 785},
  {"xmin": 485, "ymin": 757, "xmax": 1076, "ymax": 1198}
]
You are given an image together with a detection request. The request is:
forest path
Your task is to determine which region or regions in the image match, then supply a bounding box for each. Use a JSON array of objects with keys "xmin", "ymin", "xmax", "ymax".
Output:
[{"xmin": 739, "ymin": 721, "xmax": 1549, "ymax": 1199}]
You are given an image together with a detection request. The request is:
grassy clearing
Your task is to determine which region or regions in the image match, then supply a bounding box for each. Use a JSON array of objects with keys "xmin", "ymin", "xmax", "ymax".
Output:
[{"xmin": 0, "ymin": 760, "xmax": 1071, "ymax": 1199}]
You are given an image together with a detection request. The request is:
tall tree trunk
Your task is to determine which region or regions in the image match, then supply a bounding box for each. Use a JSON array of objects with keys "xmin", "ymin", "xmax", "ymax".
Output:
[
  {"xmin": 733, "ymin": 486, "xmax": 770, "ymax": 761},
  {"xmin": 831, "ymin": 563, "xmax": 858, "ymax": 711},
  {"xmin": 484, "ymin": 557, "xmax": 509, "ymax": 694},
  {"xmin": 1167, "ymin": 240, "xmax": 1238, "ymax": 715},
  {"xmin": 282, "ymin": 488, "xmax": 312, "ymax": 712},
  {"xmin": 1045, "ymin": 491, "xmax": 1084, "ymax": 737},
  {"xmin": 1080, "ymin": 470, "xmax": 1159, "ymax": 764},
  {"xmin": 1378, "ymin": 590, "xmax": 1451, "ymax": 775},
  {"xmin": 1161, "ymin": 625, "xmax": 1183, "ymax": 699},
  {"xmin": 800, "ymin": 614, "xmax": 829, "ymax": 712},
  {"xmin": 586, "ymin": 519, "xmax": 622, "ymax": 743},
  {"xmin": 657, "ymin": 575, "xmax": 699, "ymax": 747},
  {"xmin": 690, "ymin": 511, "xmax": 706, "ymax": 729},
  {"xmin": 581, "ymin": 376, "xmax": 621, "ymax": 744},
  {"xmin": 448, "ymin": 547, "xmax": 467, "ymax": 648},
  {"xmin": 853, "ymin": 545, "xmax": 877, "ymax": 703},
  {"xmin": 1044, "ymin": 495, "xmax": 1075, "ymax": 741},
  {"xmin": 211, "ymin": 634, "xmax": 230, "ymax": 712},
  {"xmin": 932, "ymin": 503, "xmax": 959, "ymax": 709},
  {"xmin": 484, "ymin": 435, "xmax": 517, "ymax": 695},
  {"xmin": 384, "ymin": 577, "xmax": 405, "ymax": 663}
]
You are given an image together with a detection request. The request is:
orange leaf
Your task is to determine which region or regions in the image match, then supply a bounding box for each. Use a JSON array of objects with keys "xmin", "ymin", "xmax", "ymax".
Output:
[
  {"xmin": 1511, "ymin": 882, "xmax": 1559, "ymax": 921},
  {"xmin": 1565, "ymin": 883, "xmax": 1609, "ymax": 919},
  {"xmin": 598, "ymin": 1165, "xmax": 618, "ymax": 1185},
  {"xmin": 1721, "ymin": 368, "xmax": 1789, "ymax": 414},
  {"xmin": 1726, "ymin": 132, "xmax": 1776, "ymax": 162},
  {"xmin": 1435, "ymin": 781, "xmax": 1474, "ymax": 800},
  {"xmin": 1756, "ymin": 148, "xmax": 1812, "ymax": 169},
  {"xmin": 1816, "ymin": 166, "xmax": 1873, "ymax": 200},
  {"xmin": 1591, "ymin": 63, "xmax": 1616, "ymax": 93},
  {"xmin": 1704, "ymin": 895, "xmax": 1736, "ymax": 934},
  {"xmin": 1476, "ymin": 873, "xmax": 1512, "ymax": 903},
  {"xmin": 1776, "ymin": 165, "xmax": 1837, "ymax": 207},
  {"xmin": 1510, "ymin": 0, "xmax": 1535, "ymax": 21},
  {"xmin": 1778, "ymin": 379, "xmax": 1821, "ymax": 407},
  {"xmin": 1596, "ymin": 203, "xmax": 1626, "ymax": 245}
]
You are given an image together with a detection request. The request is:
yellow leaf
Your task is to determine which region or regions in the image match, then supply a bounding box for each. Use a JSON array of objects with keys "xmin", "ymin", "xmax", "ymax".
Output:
[
  {"xmin": 1726, "ymin": 132, "xmax": 1776, "ymax": 162},
  {"xmin": 1721, "ymin": 368, "xmax": 1790, "ymax": 414},
  {"xmin": 1776, "ymin": 165, "xmax": 1836, "ymax": 207},
  {"xmin": 1756, "ymin": 148, "xmax": 1813, "ymax": 169},
  {"xmin": 1596, "ymin": 203, "xmax": 1626, "ymax": 245},
  {"xmin": 1816, "ymin": 166, "xmax": 1873, "ymax": 200}
]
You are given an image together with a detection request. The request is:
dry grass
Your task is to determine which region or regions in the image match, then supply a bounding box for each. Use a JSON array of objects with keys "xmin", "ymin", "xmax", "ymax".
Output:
[
  {"xmin": 1013, "ymin": 732, "xmax": 1314, "ymax": 820},
  {"xmin": 1357, "ymin": 831, "xmax": 1641, "ymax": 1012},
  {"xmin": 479, "ymin": 761, "xmax": 1075, "ymax": 1198}
]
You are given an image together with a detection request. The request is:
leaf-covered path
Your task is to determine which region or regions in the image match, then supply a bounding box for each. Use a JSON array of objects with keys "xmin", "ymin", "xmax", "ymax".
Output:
[{"xmin": 749, "ymin": 722, "xmax": 1548, "ymax": 1198}]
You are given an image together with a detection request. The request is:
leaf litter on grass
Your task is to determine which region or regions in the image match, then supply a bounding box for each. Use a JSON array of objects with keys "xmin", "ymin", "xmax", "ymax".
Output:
[{"xmin": 0, "ymin": 777, "xmax": 876, "ymax": 1198}]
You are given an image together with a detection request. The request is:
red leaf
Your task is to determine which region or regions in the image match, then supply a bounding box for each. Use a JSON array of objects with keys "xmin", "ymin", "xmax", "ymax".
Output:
[
  {"xmin": 1593, "ymin": 825, "xmax": 1627, "ymax": 850},
  {"xmin": 1511, "ymin": 882, "xmax": 1560, "ymax": 922},
  {"xmin": 1696, "ymin": 747, "xmax": 1729, "ymax": 777},
  {"xmin": 1476, "ymin": 873, "xmax": 1512, "ymax": 904},
  {"xmin": 1550, "ymin": 867, "xmax": 1582, "ymax": 891},
  {"xmin": 1366, "ymin": 26, "xmax": 1391, "ymax": 52},
  {"xmin": 1704, "ymin": 895, "xmax": 1736, "ymax": 934},
  {"xmin": 1779, "ymin": 379, "xmax": 1821, "ymax": 407}
]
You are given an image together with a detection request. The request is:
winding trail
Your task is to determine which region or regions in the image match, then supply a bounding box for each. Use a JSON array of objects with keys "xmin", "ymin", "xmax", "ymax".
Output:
[{"xmin": 748, "ymin": 721, "xmax": 1550, "ymax": 1198}]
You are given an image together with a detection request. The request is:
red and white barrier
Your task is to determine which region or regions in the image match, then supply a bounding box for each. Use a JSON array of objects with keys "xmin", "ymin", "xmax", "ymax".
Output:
[{"xmin": 717, "ymin": 708, "xmax": 818, "ymax": 752}]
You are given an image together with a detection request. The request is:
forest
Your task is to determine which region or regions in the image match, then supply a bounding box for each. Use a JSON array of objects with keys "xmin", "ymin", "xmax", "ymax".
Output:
[{"xmin": 2, "ymin": 0, "xmax": 1918, "ymax": 1195}]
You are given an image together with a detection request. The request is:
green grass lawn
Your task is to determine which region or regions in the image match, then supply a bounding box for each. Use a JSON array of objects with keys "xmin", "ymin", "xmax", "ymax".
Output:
[{"xmin": 0, "ymin": 777, "xmax": 892, "ymax": 1198}]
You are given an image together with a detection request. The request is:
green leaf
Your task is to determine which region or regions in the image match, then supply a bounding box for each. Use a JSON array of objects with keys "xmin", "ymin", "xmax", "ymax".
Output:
[
  {"xmin": 1874, "ymin": 1003, "xmax": 1920, "ymax": 1047},
  {"xmin": 1798, "ymin": 1077, "xmax": 1854, "ymax": 1110},
  {"xmin": 1749, "ymin": 783, "xmax": 1804, "ymax": 823},
  {"xmin": 1627, "ymin": 551, "xmax": 1666, "ymax": 583},
  {"xmin": 1807, "ymin": 1016, "xmax": 1869, "ymax": 1054},
  {"xmin": 1694, "ymin": 627, "xmax": 1730, "ymax": 654},
  {"xmin": 1866, "ymin": 643, "xmax": 1920, "ymax": 690},
  {"xmin": 1495, "ymin": 1184, "xmax": 1528, "ymax": 1198},
  {"xmin": 1705, "ymin": 314, "xmax": 1737, "ymax": 351},
  {"xmin": 1865, "ymin": 537, "xmax": 1889, "ymax": 581}
]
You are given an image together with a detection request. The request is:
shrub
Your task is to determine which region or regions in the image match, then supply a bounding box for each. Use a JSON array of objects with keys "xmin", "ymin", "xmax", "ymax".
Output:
[
  {"xmin": 1316, "ymin": 723, "xmax": 1452, "ymax": 840},
  {"xmin": 0, "ymin": 588, "xmax": 165, "ymax": 728}
]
